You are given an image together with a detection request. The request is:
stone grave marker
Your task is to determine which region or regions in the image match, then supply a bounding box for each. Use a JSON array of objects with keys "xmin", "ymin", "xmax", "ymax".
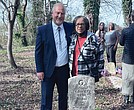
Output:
[
  {"xmin": 68, "ymin": 75, "xmax": 95, "ymax": 110},
  {"xmin": 106, "ymin": 62, "xmax": 116, "ymax": 75}
]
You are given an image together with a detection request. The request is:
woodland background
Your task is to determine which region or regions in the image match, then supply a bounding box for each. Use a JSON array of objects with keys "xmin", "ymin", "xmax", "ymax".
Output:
[{"xmin": 0, "ymin": 0, "xmax": 134, "ymax": 110}]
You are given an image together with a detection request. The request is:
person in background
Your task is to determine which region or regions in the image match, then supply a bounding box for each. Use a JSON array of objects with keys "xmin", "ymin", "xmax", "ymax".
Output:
[
  {"xmin": 120, "ymin": 10, "xmax": 134, "ymax": 106},
  {"xmin": 35, "ymin": 3, "xmax": 73, "ymax": 110},
  {"xmin": 69, "ymin": 16, "xmax": 104, "ymax": 82},
  {"xmin": 104, "ymin": 22, "xmax": 119, "ymax": 67},
  {"xmin": 95, "ymin": 22, "xmax": 106, "ymax": 51}
]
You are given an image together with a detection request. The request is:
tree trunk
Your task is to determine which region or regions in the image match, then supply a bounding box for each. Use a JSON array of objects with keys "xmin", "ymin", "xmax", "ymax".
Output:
[
  {"xmin": 7, "ymin": 22, "xmax": 17, "ymax": 68},
  {"xmin": 84, "ymin": 0, "xmax": 100, "ymax": 32},
  {"xmin": 21, "ymin": 15, "xmax": 28, "ymax": 46},
  {"xmin": 21, "ymin": 31, "xmax": 28, "ymax": 46},
  {"xmin": 122, "ymin": 0, "xmax": 132, "ymax": 26},
  {"xmin": 31, "ymin": 0, "xmax": 44, "ymax": 45},
  {"xmin": 7, "ymin": 0, "xmax": 20, "ymax": 68},
  {"xmin": 1, "ymin": 0, "xmax": 20, "ymax": 68},
  {"xmin": 21, "ymin": 0, "xmax": 28, "ymax": 46},
  {"xmin": 0, "ymin": 44, "xmax": 3, "ymax": 50}
]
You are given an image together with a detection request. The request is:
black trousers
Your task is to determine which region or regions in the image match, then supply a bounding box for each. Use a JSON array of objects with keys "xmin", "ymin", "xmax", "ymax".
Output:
[
  {"xmin": 41, "ymin": 64, "xmax": 69, "ymax": 110},
  {"xmin": 106, "ymin": 45, "xmax": 117, "ymax": 66}
]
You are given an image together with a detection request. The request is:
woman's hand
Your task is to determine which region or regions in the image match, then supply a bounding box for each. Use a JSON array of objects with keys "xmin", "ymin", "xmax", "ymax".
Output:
[
  {"xmin": 37, "ymin": 72, "xmax": 44, "ymax": 81},
  {"xmin": 113, "ymin": 45, "xmax": 117, "ymax": 50}
]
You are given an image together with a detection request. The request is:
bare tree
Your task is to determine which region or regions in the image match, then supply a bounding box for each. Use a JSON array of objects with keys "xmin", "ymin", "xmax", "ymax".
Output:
[
  {"xmin": 0, "ymin": 0, "xmax": 20, "ymax": 68},
  {"xmin": 99, "ymin": 0, "xmax": 125, "ymax": 26}
]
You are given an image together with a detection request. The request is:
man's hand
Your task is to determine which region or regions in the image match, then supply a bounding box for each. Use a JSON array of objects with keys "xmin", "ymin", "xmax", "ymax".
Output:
[{"xmin": 37, "ymin": 72, "xmax": 44, "ymax": 81}]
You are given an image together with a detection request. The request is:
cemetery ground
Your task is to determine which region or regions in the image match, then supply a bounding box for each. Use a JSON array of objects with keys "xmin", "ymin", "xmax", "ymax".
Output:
[{"xmin": 0, "ymin": 46, "xmax": 134, "ymax": 110}]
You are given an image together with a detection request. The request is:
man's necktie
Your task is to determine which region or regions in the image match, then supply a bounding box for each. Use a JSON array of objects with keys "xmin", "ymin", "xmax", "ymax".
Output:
[{"xmin": 57, "ymin": 27, "xmax": 62, "ymax": 50}]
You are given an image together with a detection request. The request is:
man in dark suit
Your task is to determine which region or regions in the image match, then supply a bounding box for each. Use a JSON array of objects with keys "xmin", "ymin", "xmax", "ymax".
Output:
[
  {"xmin": 120, "ymin": 10, "xmax": 134, "ymax": 107},
  {"xmin": 35, "ymin": 2, "xmax": 73, "ymax": 110}
]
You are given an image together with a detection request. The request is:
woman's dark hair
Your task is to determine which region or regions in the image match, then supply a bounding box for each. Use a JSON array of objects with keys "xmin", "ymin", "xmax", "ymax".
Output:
[
  {"xmin": 108, "ymin": 22, "xmax": 115, "ymax": 31},
  {"xmin": 73, "ymin": 16, "xmax": 89, "ymax": 31},
  {"xmin": 98, "ymin": 22, "xmax": 105, "ymax": 31}
]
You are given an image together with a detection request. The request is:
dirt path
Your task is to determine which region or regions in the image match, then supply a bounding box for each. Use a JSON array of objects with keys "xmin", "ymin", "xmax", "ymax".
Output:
[{"xmin": 0, "ymin": 46, "xmax": 134, "ymax": 110}]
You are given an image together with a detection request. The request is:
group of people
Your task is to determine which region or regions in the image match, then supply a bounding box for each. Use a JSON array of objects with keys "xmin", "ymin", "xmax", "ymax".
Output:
[
  {"xmin": 35, "ymin": 2, "xmax": 134, "ymax": 110},
  {"xmin": 96, "ymin": 12, "xmax": 134, "ymax": 107},
  {"xmin": 95, "ymin": 22, "xmax": 119, "ymax": 67}
]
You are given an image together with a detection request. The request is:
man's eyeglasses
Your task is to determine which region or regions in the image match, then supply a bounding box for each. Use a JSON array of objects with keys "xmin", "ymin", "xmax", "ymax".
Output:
[{"xmin": 75, "ymin": 23, "xmax": 85, "ymax": 26}]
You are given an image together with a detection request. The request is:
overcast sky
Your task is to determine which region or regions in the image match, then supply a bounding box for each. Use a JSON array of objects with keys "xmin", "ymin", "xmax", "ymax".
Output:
[
  {"xmin": 0, "ymin": 0, "xmax": 134, "ymax": 27},
  {"xmin": 67, "ymin": 0, "xmax": 134, "ymax": 26}
]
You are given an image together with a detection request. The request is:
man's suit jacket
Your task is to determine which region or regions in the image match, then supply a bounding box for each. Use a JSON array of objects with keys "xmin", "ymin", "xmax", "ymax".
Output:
[
  {"xmin": 35, "ymin": 22, "xmax": 73, "ymax": 78},
  {"xmin": 120, "ymin": 23, "xmax": 134, "ymax": 64}
]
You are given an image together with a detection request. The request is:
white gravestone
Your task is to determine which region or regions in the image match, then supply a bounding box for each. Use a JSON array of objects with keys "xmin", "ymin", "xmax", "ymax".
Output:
[{"xmin": 68, "ymin": 75, "xmax": 95, "ymax": 110}]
